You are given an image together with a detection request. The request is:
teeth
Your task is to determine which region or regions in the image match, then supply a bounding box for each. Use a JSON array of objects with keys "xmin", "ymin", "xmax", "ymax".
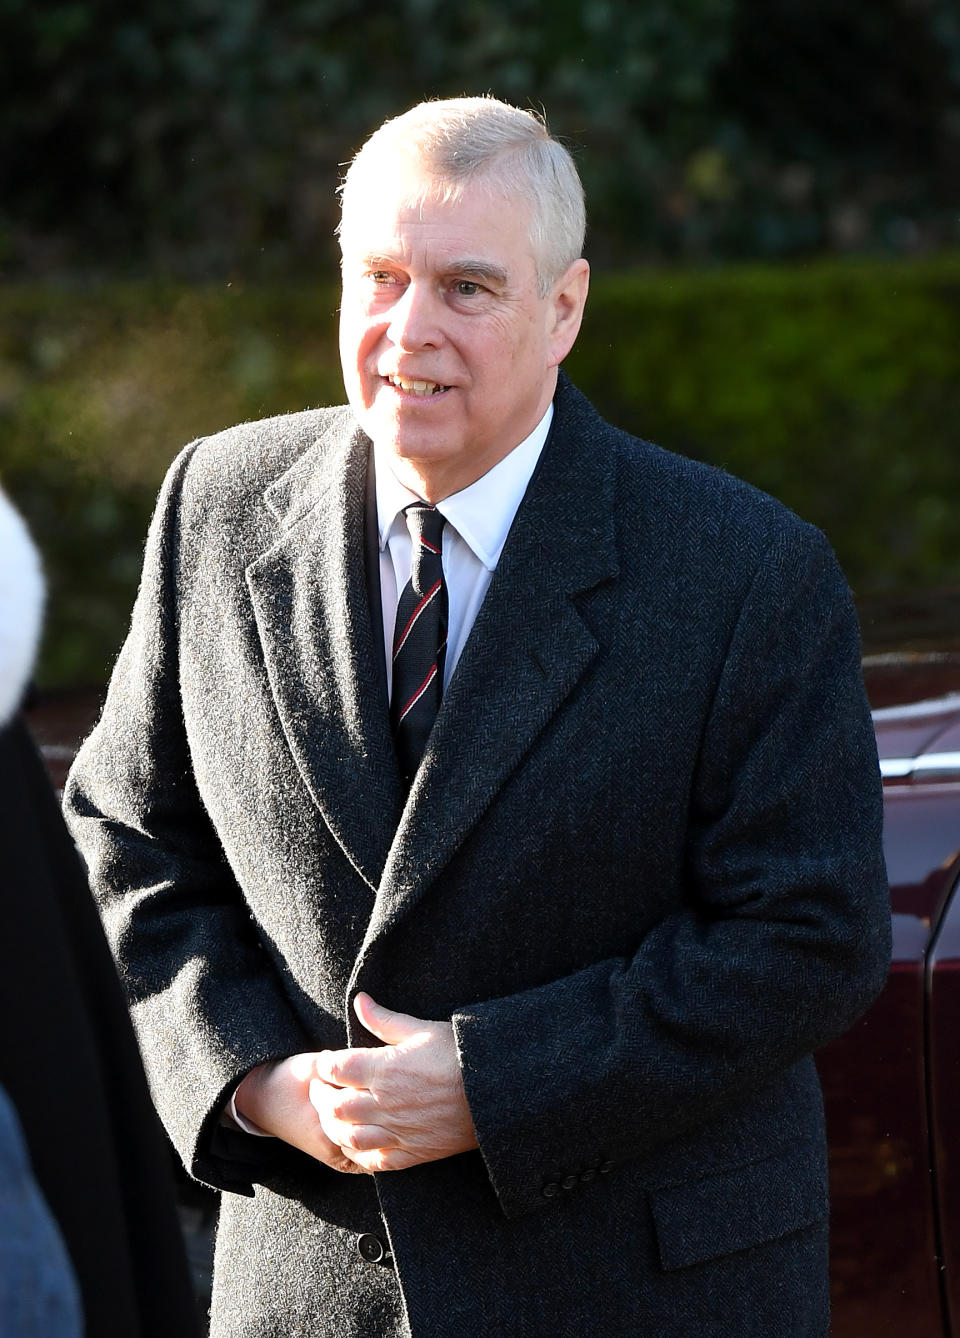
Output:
[{"xmin": 388, "ymin": 375, "xmax": 444, "ymax": 395}]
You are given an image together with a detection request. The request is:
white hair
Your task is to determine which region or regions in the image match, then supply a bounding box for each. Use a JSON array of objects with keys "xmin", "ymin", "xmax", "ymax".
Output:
[{"xmin": 338, "ymin": 96, "xmax": 586, "ymax": 296}]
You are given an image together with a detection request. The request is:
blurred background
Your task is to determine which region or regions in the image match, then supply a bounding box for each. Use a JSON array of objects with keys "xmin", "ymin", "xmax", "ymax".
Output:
[{"xmin": 1, "ymin": 0, "xmax": 959, "ymax": 689}]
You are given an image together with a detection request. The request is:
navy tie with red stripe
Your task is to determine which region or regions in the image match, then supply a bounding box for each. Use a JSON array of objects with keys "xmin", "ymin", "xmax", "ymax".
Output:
[{"xmin": 391, "ymin": 503, "xmax": 448, "ymax": 784}]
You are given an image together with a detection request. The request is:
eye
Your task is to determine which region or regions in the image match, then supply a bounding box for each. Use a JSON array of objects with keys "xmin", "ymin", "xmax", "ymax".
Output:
[
  {"xmin": 454, "ymin": 280, "xmax": 482, "ymax": 297},
  {"xmin": 370, "ymin": 270, "xmax": 395, "ymax": 285}
]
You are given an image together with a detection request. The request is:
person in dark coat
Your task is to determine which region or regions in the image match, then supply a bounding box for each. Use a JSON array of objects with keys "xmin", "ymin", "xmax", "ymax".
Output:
[
  {"xmin": 0, "ymin": 486, "xmax": 200, "ymax": 1338},
  {"xmin": 64, "ymin": 97, "xmax": 891, "ymax": 1338}
]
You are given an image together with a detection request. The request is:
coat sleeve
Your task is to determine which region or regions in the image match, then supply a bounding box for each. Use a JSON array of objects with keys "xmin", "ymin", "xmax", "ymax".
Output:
[
  {"xmin": 451, "ymin": 523, "xmax": 891, "ymax": 1219},
  {"xmin": 63, "ymin": 444, "xmax": 321, "ymax": 1195}
]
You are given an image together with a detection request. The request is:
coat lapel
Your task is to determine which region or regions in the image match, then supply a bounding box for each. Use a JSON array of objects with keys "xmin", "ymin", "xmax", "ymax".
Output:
[
  {"xmin": 246, "ymin": 413, "xmax": 403, "ymax": 891},
  {"xmin": 367, "ymin": 381, "xmax": 621, "ymax": 938}
]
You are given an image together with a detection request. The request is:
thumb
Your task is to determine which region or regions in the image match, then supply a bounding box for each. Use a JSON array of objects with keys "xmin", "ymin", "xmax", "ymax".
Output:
[{"xmin": 353, "ymin": 992, "xmax": 427, "ymax": 1045}]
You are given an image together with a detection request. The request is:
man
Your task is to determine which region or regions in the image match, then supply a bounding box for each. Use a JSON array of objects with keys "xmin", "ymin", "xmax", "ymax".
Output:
[{"xmin": 65, "ymin": 97, "xmax": 890, "ymax": 1337}]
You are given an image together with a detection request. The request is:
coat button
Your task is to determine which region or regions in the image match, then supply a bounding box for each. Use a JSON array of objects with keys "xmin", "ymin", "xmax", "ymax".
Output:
[
  {"xmin": 357, "ymin": 1233, "xmax": 390, "ymax": 1264},
  {"xmin": 542, "ymin": 1181, "xmax": 561, "ymax": 1198},
  {"xmin": 579, "ymin": 1168, "xmax": 596, "ymax": 1183},
  {"xmin": 561, "ymin": 1174, "xmax": 578, "ymax": 1190},
  {"xmin": 598, "ymin": 1160, "xmax": 614, "ymax": 1174}
]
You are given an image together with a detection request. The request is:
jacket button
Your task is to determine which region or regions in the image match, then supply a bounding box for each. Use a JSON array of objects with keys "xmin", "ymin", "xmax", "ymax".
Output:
[
  {"xmin": 542, "ymin": 1181, "xmax": 561, "ymax": 1198},
  {"xmin": 357, "ymin": 1233, "xmax": 390, "ymax": 1264},
  {"xmin": 561, "ymin": 1174, "xmax": 578, "ymax": 1190},
  {"xmin": 599, "ymin": 1160, "xmax": 614, "ymax": 1174},
  {"xmin": 579, "ymin": 1168, "xmax": 596, "ymax": 1183}
]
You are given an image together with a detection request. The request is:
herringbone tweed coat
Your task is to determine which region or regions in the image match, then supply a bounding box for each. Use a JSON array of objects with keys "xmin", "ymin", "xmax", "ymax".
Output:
[{"xmin": 65, "ymin": 375, "xmax": 890, "ymax": 1338}]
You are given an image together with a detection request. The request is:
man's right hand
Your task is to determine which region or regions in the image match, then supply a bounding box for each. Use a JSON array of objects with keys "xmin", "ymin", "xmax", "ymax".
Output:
[{"xmin": 234, "ymin": 1054, "xmax": 371, "ymax": 1175}]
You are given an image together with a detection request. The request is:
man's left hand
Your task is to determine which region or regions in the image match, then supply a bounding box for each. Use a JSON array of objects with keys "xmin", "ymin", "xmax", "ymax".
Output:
[{"xmin": 308, "ymin": 993, "xmax": 479, "ymax": 1172}]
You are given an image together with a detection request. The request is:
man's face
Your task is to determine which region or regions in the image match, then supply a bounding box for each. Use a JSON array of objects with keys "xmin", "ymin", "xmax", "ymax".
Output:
[{"xmin": 338, "ymin": 166, "xmax": 587, "ymax": 501}]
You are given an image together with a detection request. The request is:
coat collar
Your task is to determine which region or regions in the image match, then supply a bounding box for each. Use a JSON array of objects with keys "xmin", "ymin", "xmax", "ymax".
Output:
[
  {"xmin": 247, "ymin": 377, "xmax": 621, "ymax": 926},
  {"xmin": 246, "ymin": 414, "xmax": 404, "ymax": 892}
]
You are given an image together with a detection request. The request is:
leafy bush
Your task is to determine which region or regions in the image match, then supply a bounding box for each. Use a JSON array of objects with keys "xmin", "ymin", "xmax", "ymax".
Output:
[
  {"xmin": 568, "ymin": 256, "xmax": 960, "ymax": 593},
  {"xmin": 2, "ymin": 0, "xmax": 958, "ymax": 273},
  {"xmin": 2, "ymin": 255, "xmax": 958, "ymax": 686}
]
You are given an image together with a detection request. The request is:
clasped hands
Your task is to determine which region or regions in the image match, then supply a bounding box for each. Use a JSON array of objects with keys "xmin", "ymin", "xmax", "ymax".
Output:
[{"xmin": 234, "ymin": 992, "xmax": 478, "ymax": 1175}]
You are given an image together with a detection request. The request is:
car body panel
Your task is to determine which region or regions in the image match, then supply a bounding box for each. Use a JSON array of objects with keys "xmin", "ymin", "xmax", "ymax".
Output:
[{"xmin": 820, "ymin": 650, "xmax": 960, "ymax": 1338}]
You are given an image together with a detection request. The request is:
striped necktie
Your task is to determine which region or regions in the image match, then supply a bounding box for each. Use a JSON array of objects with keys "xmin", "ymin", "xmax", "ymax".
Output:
[{"xmin": 390, "ymin": 504, "xmax": 448, "ymax": 783}]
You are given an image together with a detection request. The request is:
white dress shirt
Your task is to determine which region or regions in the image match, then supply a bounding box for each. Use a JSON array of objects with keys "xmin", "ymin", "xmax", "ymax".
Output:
[
  {"xmin": 376, "ymin": 403, "xmax": 553, "ymax": 698},
  {"xmin": 228, "ymin": 402, "xmax": 553, "ymax": 1135}
]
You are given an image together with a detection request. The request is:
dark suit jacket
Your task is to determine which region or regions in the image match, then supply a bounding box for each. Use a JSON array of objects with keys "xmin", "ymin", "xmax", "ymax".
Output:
[{"xmin": 64, "ymin": 374, "xmax": 890, "ymax": 1338}]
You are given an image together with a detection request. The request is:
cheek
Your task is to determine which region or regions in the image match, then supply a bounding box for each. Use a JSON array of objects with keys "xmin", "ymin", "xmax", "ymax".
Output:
[
  {"xmin": 339, "ymin": 319, "xmax": 378, "ymax": 383},
  {"xmin": 480, "ymin": 310, "xmax": 543, "ymax": 369},
  {"xmin": 467, "ymin": 327, "xmax": 522, "ymax": 384}
]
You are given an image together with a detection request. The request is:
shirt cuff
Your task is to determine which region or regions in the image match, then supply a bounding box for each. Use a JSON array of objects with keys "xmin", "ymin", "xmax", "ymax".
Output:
[{"xmin": 223, "ymin": 1085, "xmax": 275, "ymax": 1138}]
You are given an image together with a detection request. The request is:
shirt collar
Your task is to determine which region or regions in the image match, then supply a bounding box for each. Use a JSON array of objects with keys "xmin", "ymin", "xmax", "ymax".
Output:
[{"xmin": 375, "ymin": 403, "xmax": 553, "ymax": 571}]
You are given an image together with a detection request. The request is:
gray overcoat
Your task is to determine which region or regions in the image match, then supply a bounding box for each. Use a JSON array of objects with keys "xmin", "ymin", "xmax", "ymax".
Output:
[{"xmin": 64, "ymin": 375, "xmax": 891, "ymax": 1338}]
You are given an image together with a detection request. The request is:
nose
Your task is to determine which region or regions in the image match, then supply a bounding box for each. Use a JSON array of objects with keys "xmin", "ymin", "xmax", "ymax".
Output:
[{"xmin": 386, "ymin": 281, "xmax": 444, "ymax": 352}]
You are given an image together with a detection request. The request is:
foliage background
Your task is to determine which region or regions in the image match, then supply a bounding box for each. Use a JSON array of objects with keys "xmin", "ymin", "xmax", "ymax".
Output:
[
  {"xmin": 1, "ymin": 0, "xmax": 958, "ymax": 685},
  {"xmin": 3, "ymin": 0, "xmax": 959, "ymax": 274}
]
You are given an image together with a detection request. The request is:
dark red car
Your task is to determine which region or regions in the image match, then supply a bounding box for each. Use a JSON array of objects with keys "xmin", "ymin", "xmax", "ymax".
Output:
[
  {"xmin": 26, "ymin": 627, "xmax": 960, "ymax": 1335},
  {"xmin": 822, "ymin": 639, "xmax": 960, "ymax": 1338}
]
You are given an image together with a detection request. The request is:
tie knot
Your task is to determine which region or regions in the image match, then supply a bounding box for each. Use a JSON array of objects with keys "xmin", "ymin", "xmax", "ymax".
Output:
[
  {"xmin": 404, "ymin": 503, "xmax": 444, "ymax": 554},
  {"xmin": 404, "ymin": 504, "xmax": 445, "ymax": 597}
]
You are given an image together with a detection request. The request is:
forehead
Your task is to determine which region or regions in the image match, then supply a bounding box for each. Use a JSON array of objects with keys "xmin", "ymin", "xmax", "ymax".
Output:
[{"xmin": 339, "ymin": 168, "xmax": 536, "ymax": 275}]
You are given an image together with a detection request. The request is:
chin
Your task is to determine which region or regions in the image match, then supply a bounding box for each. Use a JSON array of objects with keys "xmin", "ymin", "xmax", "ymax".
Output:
[
  {"xmin": 377, "ymin": 417, "xmax": 453, "ymax": 460},
  {"xmin": 390, "ymin": 438, "xmax": 456, "ymax": 468}
]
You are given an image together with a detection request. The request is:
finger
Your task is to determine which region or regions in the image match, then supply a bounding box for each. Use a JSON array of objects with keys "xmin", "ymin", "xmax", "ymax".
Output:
[
  {"xmin": 314, "ymin": 1131, "xmax": 376, "ymax": 1177},
  {"xmin": 339, "ymin": 1145, "xmax": 421, "ymax": 1173},
  {"xmin": 308, "ymin": 1078, "xmax": 379, "ymax": 1125},
  {"xmin": 328, "ymin": 1088, "xmax": 382, "ymax": 1125},
  {"xmin": 311, "ymin": 1086, "xmax": 343, "ymax": 1147},
  {"xmin": 289, "ymin": 1052, "xmax": 321, "ymax": 1083},
  {"xmin": 310, "ymin": 1082, "xmax": 398, "ymax": 1153},
  {"xmin": 353, "ymin": 992, "xmax": 430, "ymax": 1046},
  {"xmin": 335, "ymin": 1122, "xmax": 399, "ymax": 1153},
  {"xmin": 331, "ymin": 1155, "xmax": 375, "ymax": 1176},
  {"xmin": 314, "ymin": 1046, "xmax": 377, "ymax": 1089}
]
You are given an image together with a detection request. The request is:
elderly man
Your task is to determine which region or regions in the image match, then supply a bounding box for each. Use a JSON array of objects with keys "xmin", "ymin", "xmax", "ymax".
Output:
[{"xmin": 65, "ymin": 97, "xmax": 890, "ymax": 1338}]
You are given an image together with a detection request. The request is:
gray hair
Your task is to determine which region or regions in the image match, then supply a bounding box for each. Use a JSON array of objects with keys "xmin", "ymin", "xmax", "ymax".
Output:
[{"xmin": 338, "ymin": 96, "xmax": 586, "ymax": 296}]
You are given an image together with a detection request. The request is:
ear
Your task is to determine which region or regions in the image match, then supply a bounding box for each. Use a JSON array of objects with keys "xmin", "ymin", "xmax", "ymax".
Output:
[{"xmin": 546, "ymin": 259, "xmax": 590, "ymax": 368}]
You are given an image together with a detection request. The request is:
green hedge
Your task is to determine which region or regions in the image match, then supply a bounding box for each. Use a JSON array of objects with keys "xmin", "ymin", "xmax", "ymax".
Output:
[{"xmin": 2, "ymin": 255, "xmax": 959, "ymax": 688}]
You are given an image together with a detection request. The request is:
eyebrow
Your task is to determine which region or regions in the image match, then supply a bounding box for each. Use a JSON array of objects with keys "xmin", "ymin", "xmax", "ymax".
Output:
[
  {"xmin": 445, "ymin": 259, "xmax": 510, "ymax": 286},
  {"xmin": 356, "ymin": 254, "xmax": 510, "ymax": 287}
]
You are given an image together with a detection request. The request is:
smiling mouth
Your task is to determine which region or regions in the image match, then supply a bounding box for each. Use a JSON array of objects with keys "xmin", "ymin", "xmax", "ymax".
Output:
[{"xmin": 386, "ymin": 374, "xmax": 450, "ymax": 396}]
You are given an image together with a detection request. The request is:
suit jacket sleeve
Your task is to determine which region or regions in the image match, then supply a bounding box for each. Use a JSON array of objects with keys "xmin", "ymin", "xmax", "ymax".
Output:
[
  {"xmin": 63, "ymin": 442, "xmax": 321, "ymax": 1194},
  {"xmin": 451, "ymin": 522, "xmax": 891, "ymax": 1220}
]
